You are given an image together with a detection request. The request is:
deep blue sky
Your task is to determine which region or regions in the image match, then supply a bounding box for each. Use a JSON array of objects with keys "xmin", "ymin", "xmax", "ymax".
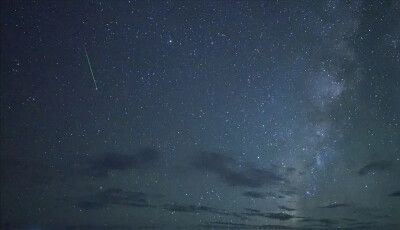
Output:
[{"xmin": 1, "ymin": 1, "xmax": 400, "ymax": 229}]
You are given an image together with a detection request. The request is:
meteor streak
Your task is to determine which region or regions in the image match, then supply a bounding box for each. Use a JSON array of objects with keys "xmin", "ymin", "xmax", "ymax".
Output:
[{"xmin": 83, "ymin": 44, "xmax": 98, "ymax": 90}]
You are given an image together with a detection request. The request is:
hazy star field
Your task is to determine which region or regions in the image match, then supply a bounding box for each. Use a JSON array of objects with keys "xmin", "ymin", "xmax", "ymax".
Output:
[{"xmin": 1, "ymin": 1, "xmax": 400, "ymax": 230}]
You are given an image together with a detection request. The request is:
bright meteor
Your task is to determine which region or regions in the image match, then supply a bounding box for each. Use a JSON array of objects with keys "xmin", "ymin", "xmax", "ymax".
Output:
[{"xmin": 83, "ymin": 44, "xmax": 98, "ymax": 90}]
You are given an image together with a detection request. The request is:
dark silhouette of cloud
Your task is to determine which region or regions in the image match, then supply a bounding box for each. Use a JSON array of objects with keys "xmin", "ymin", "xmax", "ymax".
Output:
[
  {"xmin": 285, "ymin": 167, "xmax": 296, "ymax": 174},
  {"xmin": 76, "ymin": 200, "xmax": 105, "ymax": 210},
  {"xmin": 64, "ymin": 225, "xmax": 136, "ymax": 230},
  {"xmin": 342, "ymin": 218, "xmax": 357, "ymax": 222},
  {"xmin": 263, "ymin": 213, "xmax": 295, "ymax": 221},
  {"xmin": 242, "ymin": 190, "xmax": 289, "ymax": 199},
  {"xmin": 318, "ymin": 203, "xmax": 349, "ymax": 208},
  {"xmin": 193, "ymin": 152, "xmax": 285, "ymax": 188},
  {"xmin": 351, "ymin": 206, "xmax": 392, "ymax": 220},
  {"xmin": 358, "ymin": 161, "xmax": 391, "ymax": 176},
  {"xmin": 74, "ymin": 188, "xmax": 160, "ymax": 210},
  {"xmin": 244, "ymin": 208, "xmax": 261, "ymax": 213},
  {"xmin": 163, "ymin": 203, "xmax": 220, "ymax": 213},
  {"xmin": 242, "ymin": 191, "xmax": 276, "ymax": 199},
  {"xmin": 199, "ymin": 221, "xmax": 293, "ymax": 229},
  {"xmin": 279, "ymin": 205, "xmax": 296, "ymax": 211},
  {"xmin": 245, "ymin": 211, "xmax": 295, "ymax": 221},
  {"xmin": 344, "ymin": 221, "xmax": 392, "ymax": 229},
  {"xmin": 388, "ymin": 190, "xmax": 400, "ymax": 197},
  {"xmin": 318, "ymin": 218, "xmax": 337, "ymax": 225},
  {"xmin": 87, "ymin": 147, "xmax": 161, "ymax": 177},
  {"xmin": 299, "ymin": 218, "xmax": 337, "ymax": 225},
  {"xmin": 279, "ymin": 190, "xmax": 297, "ymax": 197},
  {"xmin": 1, "ymin": 147, "xmax": 161, "ymax": 185}
]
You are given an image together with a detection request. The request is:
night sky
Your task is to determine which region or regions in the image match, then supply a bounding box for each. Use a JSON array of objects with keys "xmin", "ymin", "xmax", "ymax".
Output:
[{"xmin": 1, "ymin": 1, "xmax": 400, "ymax": 230}]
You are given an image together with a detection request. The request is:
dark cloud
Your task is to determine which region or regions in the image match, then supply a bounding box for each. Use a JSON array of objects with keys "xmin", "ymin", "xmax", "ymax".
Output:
[
  {"xmin": 299, "ymin": 218, "xmax": 337, "ymax": 225},
  {"xmin": 76, "ymin": 200, "xmax": 105, "ymax": 210},
  {"xmin": 162, "ymin": 203, "xmax": 246, "ymax": 220},
  {"xmin": 244, "ymin": 209, "xmax": 293, "ymax": 220},
  {"xmin": 74, "ymin": 188, "xmax": 159, "ymax": 210},
  {"xmin": 199, "ymin": 222, "xmax": 253, "ymax": 229},
  {"xmin": 342, "ymin": 218, "xmax": 358, "ymax": 222},
  {"xmin": 388, "ymin": 191, "xmax": 400, "ymax": 197},
  {"xmin": 318, "ymin": 218, "xmax": 337, "ymax": 225},
  {"xmin": 1, "ymin": 223, "xmax": 138, "ymax": 230},
  {"xmin": 87, "ymin": 147, "xmax": 161, "ymax": 177},
  {"xmin": 358, "ymin": 161, "xmax": 391, "ymax": 176},
  {"xmin": 242, "ymin": 191, "xmax": 273, "ymax": 199},
  {"xmin": 351, "ymin": 206, "xmax": 393, "ymax": 220},
  {"xmin": 263, "ymin": 213, "xmax": 295, "ymax": 221},
  {"xmin": 345, "ymin": 221, "xmax": 382, "ymax": 229},
  {"xmin": 64, "ymin": 225, "xmax": 135, "ymax": 230},
  {"xmin": 199, "ymin": 221, "xmax": 293, "ymax": 229},
  {"xmin": 244, "ymin": 208, "xmax": 261, "ymax": 213},
  {"xmin": 64, "ymin": 223, "xmax": 160, "ymax": 230},
  {"xmin": 318, "ymin": 203, "xmax": 349, "ymax": 209},
  {"xmin": 242, "ymin": 190, "xmax": 291, "ymax": 199},
  {"xmin": 279, "ymin": 205, "xmax": 296, "ymax": 211},
  {"xmin": 285, "ymin": 167, "xmax": 296, "ymax": 174},
  {"xmin": 279, "ymin": 190, "xmax": 297, "ymax": 197},
  {"xmin": 163, "ymin": 203, "xmax": 219, "ymax": 213},
  {"xmin": 245, "ymin": 211, "xmax": 295, "ymax": 221},
  {"xmin": 193, "ymin": 152, "xmax": 285, "ymax": 188}
]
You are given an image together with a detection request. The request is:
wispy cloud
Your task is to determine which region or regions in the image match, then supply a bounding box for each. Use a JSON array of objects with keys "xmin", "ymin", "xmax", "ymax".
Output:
[
  {"xmin": 242, "ymin": 191, "xmax": 276, "ymax": 199},
  {"xmin": 279, "ymin": 205, "xmax": 296, "ymax": 211},
  {"xmin": 388, "ymin": 191, "xmax": 400, "ymax": 197},
  {"xmin": 192, "ymin": 152, "xmax": 285, "ymax": 188},
  {"xmin": 85, "ymin": 147, "xmax": 161, "ymax": 178},
  {"xmin": 64, "ymin": 225, "xmax": 136, "ymax": 230},
  {"xmin": 198, "ymin": 221, "xmax": 293, "ymax": 229},
  {"xmin": 318, "ymin": 203, "xmax": 349, "ymax": 209},
  {"xmin": 73, "ymin": 188, "xmax": 160, "ymax": 210},
  {"xmin": 358, "ymin": 161, "xmax": 391, "ymax": 176},
  {"xmin": 245, "ymin": 210, "xmax": 295, "ymax": 221}
]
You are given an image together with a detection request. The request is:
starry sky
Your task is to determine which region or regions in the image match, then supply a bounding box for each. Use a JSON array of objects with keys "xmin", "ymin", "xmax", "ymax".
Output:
[{"xmin": 1, "ymin": 1, "xmax": 400, "ymax": 230}]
